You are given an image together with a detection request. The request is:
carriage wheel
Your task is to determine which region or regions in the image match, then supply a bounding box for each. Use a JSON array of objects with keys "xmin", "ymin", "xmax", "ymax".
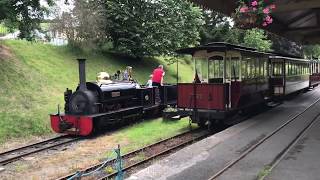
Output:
[
  {"xmin": 197, "ymin": 119, "xmax": 207, "ymax": 128},
  {"xmin": 208, "ymin": 119, "xmax": 225, "ymax": 133}
]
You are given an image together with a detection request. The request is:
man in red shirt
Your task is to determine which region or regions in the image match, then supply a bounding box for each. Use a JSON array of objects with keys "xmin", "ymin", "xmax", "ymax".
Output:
[
  {"xmin": 152, "ymin": 65, "xmax": 165, "ymax": 87},
  {"xmin": 152, "ymin": 65, "xmax": 165, "ymax": 104}
]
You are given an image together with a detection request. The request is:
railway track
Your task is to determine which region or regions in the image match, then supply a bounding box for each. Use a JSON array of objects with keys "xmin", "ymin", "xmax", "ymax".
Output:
[
  {"xmin": 208, "ymin": 97, "xmax": 320, "ymax": 180},
  {"xmin": 58, "ymin": 128, "xmax": 209, "ymax": 180},
  {"xmin": 0, "ymin": 135, "xmax": 80, "ymax": 165}
]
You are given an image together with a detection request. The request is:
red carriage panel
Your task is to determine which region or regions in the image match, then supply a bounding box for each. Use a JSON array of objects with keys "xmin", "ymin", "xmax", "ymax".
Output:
[
  {"xmin": 231, "ymin": 81, "xmax": 241, "ymax": 108},
  {"xmin": 310, "ymin": 74, "xmax": 320, "ymax": 86},
  {"xmin": 177, "ymin": 83, "xmax": 226, "ymax": 110}
]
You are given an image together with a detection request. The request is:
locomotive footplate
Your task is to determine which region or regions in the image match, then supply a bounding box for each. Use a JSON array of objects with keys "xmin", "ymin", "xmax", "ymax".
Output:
[
  {"xmin": 92, "ymin": 106, "xmax": 144, "ymax": 125},
  {"xmin": 89, "ymin": 106, "xmax": 143, "ymax": 118}
]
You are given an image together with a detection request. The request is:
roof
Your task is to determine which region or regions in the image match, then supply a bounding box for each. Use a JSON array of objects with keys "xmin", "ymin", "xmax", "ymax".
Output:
[
  {"xmin": 176, "ymin": 42, "xmax": 270, "ymax": 55},
  {"xmin": 189, "ymin": 0, "xmax": 320, "ymax": 44},
  {"xmin": 269, "ymin": 55, "xmax": 309, "ymax": 62}
]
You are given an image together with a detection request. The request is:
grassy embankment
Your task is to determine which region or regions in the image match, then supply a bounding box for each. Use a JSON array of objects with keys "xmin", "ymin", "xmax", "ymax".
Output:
[
  {"xmin": 0, "ymin": 23, "xmax": 9, "ymax": 36},
  {"xmin": 0, "ymin": 40, "xmax": 194, "ymax": 144}
]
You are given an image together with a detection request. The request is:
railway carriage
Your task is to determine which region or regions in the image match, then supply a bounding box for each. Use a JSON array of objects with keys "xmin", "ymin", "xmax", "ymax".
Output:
[
  {"xmin": 269, "ymin": 56, "xmax": 310, "ymax": 96},
  {"xmin": 176, "ymin": 43, "xmax": 270, "ymax": 128},
  {"xmin": 309, "ymin": 59, "xmax": 320, "ymax": 87}
]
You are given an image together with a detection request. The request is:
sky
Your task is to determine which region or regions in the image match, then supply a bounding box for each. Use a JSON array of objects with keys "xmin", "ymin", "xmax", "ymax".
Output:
[{"xmin": 41, "ymin": 0, "xmax": 74, "ymax": 18}]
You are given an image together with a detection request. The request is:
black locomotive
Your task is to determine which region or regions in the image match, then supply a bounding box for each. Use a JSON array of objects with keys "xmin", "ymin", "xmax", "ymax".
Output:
[{"xmin": 51, "ymin": 59, "xmax": 177, "ymax": 136}]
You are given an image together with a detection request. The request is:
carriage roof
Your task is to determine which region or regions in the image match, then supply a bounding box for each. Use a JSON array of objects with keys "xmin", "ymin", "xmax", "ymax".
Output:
[
  {"xmin": 269, "ymin": 55, "xmax": 309, "ymax": 62},
  {"xmin": 176, "ymin": 42, "xmax": 271, "ymax": 56}
]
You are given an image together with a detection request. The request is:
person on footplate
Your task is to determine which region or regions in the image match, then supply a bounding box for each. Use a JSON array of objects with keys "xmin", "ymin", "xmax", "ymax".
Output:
[
  {"xmin": 152, "ymin": 65, "xmax": 165, "ymax": 104},
  {"xmin": 152, "ymin": 65, "xmax": 165, "ymax": 87}
]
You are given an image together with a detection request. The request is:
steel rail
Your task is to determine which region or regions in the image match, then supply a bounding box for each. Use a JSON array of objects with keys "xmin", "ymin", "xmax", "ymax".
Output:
[
  {"xmin": 0, "ymin": 135, "xmax": 79, "ymax": 165},
  {"xmin": 259, "ymin": 109, "xmax": 320, "ymax": 179},
  {"xmin": 57, "ymin": 128, "xmax": 207, "ymax": 180},
  {"xmin": 207, "ymin": 97, "xmax": 320, "ymax": 180},
  {"xmin": 58, "ymin": 102, "xmax": 282, "ymax": 180},
  {"xmin": 98, "ymin": 131, "xmax": 209, "ymax": 180}
]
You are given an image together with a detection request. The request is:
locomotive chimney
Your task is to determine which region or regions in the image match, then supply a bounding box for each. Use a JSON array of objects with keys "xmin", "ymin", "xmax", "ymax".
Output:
[{"xmin": 77, "ymin": 58, "xmax": 87, "ymax": 91}]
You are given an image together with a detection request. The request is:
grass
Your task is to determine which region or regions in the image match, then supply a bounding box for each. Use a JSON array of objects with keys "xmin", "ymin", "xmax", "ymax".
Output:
[
  {"xmin": 0, "ymin": 23, "xmax": 9, "ymax": 36},
  {"xmin": 0, "ymin": 40, "xmax": 194, "ymax": 143},
  {"xmin": 104, "ymin": 118, "xmax": 194, "ymax": 159},
  {"xmin": 114, "ymin": 118, "xmax": 194, "ymax": 153},
  {"xmin": 257, "ymin": 165, "xmax": 272, "ymax": 180}
]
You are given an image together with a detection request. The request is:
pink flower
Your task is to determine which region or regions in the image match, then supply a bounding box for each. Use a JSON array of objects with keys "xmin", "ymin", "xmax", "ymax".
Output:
[
  {"xmin": 267, "ymin": 18, "xmax": 273, "ymax": 24},
  {"xmin": 263, "ymin": 8, "xmax": 270, "ymax": 14},
  {"xmin": 265, "ymin": 15, "xmax": 273, "ymax": 24},
  {"xmin": 252, "ymin": 7, "xmax": 257, "ymax": 11},
  {"xmin": 240, "ymin": 6, "xmax": 249, "ymax": 13},
  {"xmin": 265, "ymin": 15, "xmax": 271, "ymax": 21},
  {"xmin": 262, "ymin": 22, "xmax": 268, "ymax": 26},
  {"xmin": 251, "ymin": 1, "xmax": 258, "ymax": 6},
  {"xmin": 269, "ymin": 4, "xmax": 276, "ymax": 9}
]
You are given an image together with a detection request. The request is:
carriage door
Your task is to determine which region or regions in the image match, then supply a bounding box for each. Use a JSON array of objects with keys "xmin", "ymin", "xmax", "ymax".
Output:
[{"xmin": 272, "ymin": 59, "xmax": 285, "ymax": 95}]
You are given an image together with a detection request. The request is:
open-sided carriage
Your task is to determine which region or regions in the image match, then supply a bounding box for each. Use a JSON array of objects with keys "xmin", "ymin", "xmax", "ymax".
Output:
[{"xmin": 176, "ymin": 43, "xmax": 270, "ymax": 128}]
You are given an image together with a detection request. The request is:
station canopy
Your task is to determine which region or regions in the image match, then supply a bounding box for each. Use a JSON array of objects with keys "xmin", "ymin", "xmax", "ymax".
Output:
[{"xmin": 189, "ymin": 0, "xmax": 320, "ymax": 44}]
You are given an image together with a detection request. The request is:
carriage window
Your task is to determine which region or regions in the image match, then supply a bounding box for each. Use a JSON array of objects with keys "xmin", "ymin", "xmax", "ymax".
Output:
[
  {"xmin": 242, "ymin": 58, "xmax": 247, "ymax": 79},
  {"xmin": 299, "ymin": 64, "xmax": 302, "ymax": 75},
  {"xmin": 226, "ymin": 57, "xmax": 231, "ymax": 80},
  {"xmin": 242, "ymin": 56, "xmax": 257, "ymax": 79},
  {"xmin": 195, "ymin": 57, "xmax": 208, "ymax": 82},
  {"xmin": 293, "ymin": 63, "xmax": 297, "ymax": 75},
  {"xmin": 304, "ymin": 64, "xmax": 307, "ymax": 74},
  {"xmin": 259, "ymin": 58, "xmax": 264, "ymax": 77},
  {"xmin": 273, "ymin": 62, "xmax": 283, "ymax": 76},
  {"xmin": 230, "ymin": 57, "xmax": 240, "ymax": 80},
  {"xmin": 264, "ymin": 58, "xmax": 268, "ymax": 77},
  {"xmin": 249, "ymin": 58, "xmax": 255, "ymax": 78},
  {"xmin": 208, "ymin": 56, "xmax": 224, "ymax": 83}
]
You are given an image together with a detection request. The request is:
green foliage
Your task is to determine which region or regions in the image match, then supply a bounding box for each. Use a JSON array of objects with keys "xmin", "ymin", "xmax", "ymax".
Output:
[
  {"xmin": 200, "ymin": 10, "xmax": 272, "ymax": 52},
  {"xmin": 243, "ymin": 28, "xmax": 272, "ymax": 51},
  {"xmin": 303, "ymin": 45, "xmax": 320, "ymax": 59},
  {"xmin": 105, "ymin": 0, "xmax": 203, "ymax": 57},
  {"xmin": 0, "ymin": 23, "xmax": 9, "ymax": 36},
  {"xmin": 199, "ymin": 10, "xmax": 245, "ymax": 45},
  {"xmin": 109, "ymin": 118, "xmax": 194, "ymax": 154},
  {"xmin": 0, "ymin": 0, "xmax": 53, "ymax": 40}
]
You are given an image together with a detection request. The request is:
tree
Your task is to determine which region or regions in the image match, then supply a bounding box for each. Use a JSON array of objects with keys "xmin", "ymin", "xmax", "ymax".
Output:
[
  {"xmin": 303, "ymin": 45, "xmax": 320, "ymax": 59},
  {"xmin": 243, "ymin": 28, "xmax": 272, "ymax": 52},
  {"xmin": 51, "ymin": 0, "xmax": 106, "ymax": 48},
  {"xmin": 105, "ymin": 0, "xmax": 203, "ymax": 57},
  {"xmin": 0, "ymin": 0, "xmax": 53, "ymax": 40}
]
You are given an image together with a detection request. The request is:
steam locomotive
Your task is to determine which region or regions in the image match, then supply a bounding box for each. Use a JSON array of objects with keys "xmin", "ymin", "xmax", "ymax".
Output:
[{"xmin": 50, "ymin": 59, "xmax": 177, "ymax": 136}]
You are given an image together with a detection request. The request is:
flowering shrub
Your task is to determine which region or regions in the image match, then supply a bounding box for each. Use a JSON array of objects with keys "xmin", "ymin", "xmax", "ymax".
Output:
[{"xmin": 234, "ymin": 0, "xmax": 276, "ymax": 28}]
